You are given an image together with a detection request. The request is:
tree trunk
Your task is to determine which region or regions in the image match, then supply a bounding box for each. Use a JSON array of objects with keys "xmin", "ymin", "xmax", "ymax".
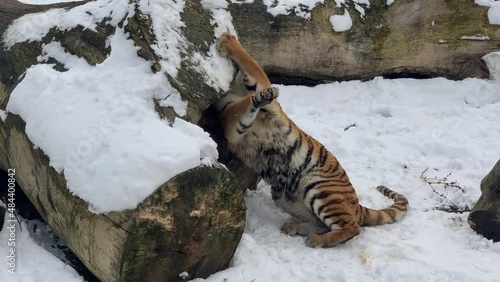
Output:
[
  {"xmin": 230, "ymin": 0, "xmax": 500, "ymax": 84},
  {"xmin": 468, "ymin": 160, "xmax": 500, "ymax": 242},
  {"xmin": 0, "ymin": 1, "xmax": 246, "ymax": 281}
]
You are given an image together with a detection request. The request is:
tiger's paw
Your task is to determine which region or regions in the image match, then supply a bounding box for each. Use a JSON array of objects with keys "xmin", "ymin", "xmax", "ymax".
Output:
[
  {"xmin": 252, "ymin": 87, "xmax": 279, "ymax": 108},
  {"xmin": 305, "ymin": 233, "xmax": 324, "ymax": 248},
  {"xmin": 280, "ymin": 222, "xmax": 300, "ymax": 236},
  {"xmin": 217, "ymin": 32, "xmax": 238, "ymax": 57}
]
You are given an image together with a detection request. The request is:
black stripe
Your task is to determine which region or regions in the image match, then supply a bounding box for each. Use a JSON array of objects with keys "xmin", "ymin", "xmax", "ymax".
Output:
[
  {"xmin": 284, "ymin": 138, "xmax": 300, "ymax": 164},
  {"xmin": 338, "ymin": 170, "xmax": 347, "ymax": 180},
  {"xmin": 303, "ymin": 180, "xmax": 331, "ymax": 198},
  {"xmin": 318, "ymin": 146, "xmax": 328, "ymax": 167},
  {"xmin": 331, "ymin": 161, "xmax": 340, "ymax": 173},
  {"xmin": 326, "ymin": 189, "xmax": 355, "ymax": 194},
  {"xmin": 245, "ymin": 84, "xmax": 257, "ymax": 91},
  {"xmin": 220, "ymin": 101, "xmax": 233, "ymax": 113},
  {"xmin": 239, "ymin": 121, "xmax": 252, "ymax": 129},
  {"xmin": 323, "ymin": 212, "xmax": 351, "ymax": 221},
  {"xmin": 317, "ymin": 198, "xmax": 344, "ymax": 215}
]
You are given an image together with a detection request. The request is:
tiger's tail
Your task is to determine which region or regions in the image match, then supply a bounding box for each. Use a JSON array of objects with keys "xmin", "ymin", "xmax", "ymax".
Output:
[{"xmin": 360, "ymin": 185, "xmax": 409, "ymax": 226}]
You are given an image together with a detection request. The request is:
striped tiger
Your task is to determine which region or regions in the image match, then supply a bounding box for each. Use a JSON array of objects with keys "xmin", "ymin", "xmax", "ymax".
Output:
[{"xmin": 215, "ymin": 33, "xmax": 408, "ymax": 248}]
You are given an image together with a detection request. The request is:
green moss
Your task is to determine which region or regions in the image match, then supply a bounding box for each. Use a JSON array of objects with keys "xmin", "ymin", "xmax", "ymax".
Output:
[
  {"xmin": 50, "ymin": 23, "xmax": 114, "ymax": 66},
  {"xmin": 125, "ymin": 9, "xmax": 159, "ymax": 64},
  {"xmin": 120, "ymin": 166, "xmax": 245, "ymax": 281},
  {"xmin": 181, "ymin": 0, "xmax": 214, "ymax": 55},
  {"xmin": 428, "ymin": 0, "xmax": 497, "ymax": 45},
  {"xmin": 0, "ymin": 82, "xmax": 7, "ymax": 109}
]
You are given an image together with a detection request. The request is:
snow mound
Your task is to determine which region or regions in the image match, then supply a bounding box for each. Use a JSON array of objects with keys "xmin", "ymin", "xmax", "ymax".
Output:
[
  {"xmin": 475, "ymin": 0, "xmax": 500, "ymax": 25},
  {"xmin": 330, "ymin": 9, "xmax": 353, "ymax": 32},
  {"xmin": 4, "ymin": 0, "xmax": 239, "ymax": 213}
]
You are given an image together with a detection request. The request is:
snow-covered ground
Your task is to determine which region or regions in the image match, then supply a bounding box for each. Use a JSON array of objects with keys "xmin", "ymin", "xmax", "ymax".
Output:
[
  {"xmin": 0, "ymin": 214, "xmax": 83, "ymax": 282},
  {"xmin": 2, "ymin": 77, "xmax": 500, "ymax": 281},
  {"xmin": 194, "ymin": 77, "xmax": 500, "ymax": 282}
]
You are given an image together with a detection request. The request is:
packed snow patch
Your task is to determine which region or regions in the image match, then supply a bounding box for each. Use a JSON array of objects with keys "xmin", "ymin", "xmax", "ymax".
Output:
[
  {"xmin": 0, "ymin": 110, "xmax": 6, "ymax": 122},
  {"xmin": 0, "ymin": 214, "xmax": 83, "ymax": 281},
  {"xmin": 475, "ymin": 0, "xmax": 500, "ymax": 25},
  {"xmin": 460, "ymin": 35, "xmax": 490, "ymax": 41},
  {"xmin": 263, "ymin": 0, "xmax": 324, "ymax": 19},
  {"xmin": 483, "ymin": 51, "xmax": 500, "ymax": 80},
  {"xmin": 330, "ymin": 9, "xmax": 353, "ymax": 32},
  {"xmin": 2, "ymin": 0, "xmax": 132, "ymax": 48}
]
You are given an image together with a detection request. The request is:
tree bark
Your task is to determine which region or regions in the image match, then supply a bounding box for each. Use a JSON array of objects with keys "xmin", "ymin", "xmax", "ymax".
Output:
[
  {"xmin": 0, "ymin": 1, "xmax": 246, "ymax": 281},
  {"xmin": 230, "ymin": 0, "xmax": 500, "ymax": 84},
  {"xmin": 468, "ymin": 160, "xmax": 500, "ymax": 242}
]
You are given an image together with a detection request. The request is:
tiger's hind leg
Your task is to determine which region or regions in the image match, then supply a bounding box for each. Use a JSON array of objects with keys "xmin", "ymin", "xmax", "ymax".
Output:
[
  {"xmin": 305, "ymin": 224, "xmax": 361, "ymax": 248},
  {"xmin": 305, "ymin": 192, "xmax": 362, "ymax": 247}
]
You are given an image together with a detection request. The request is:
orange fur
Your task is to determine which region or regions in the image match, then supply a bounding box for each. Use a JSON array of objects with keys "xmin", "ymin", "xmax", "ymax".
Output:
[{"xmin": 216, "ymin": 33, "xmax": 408, "ymax": 248}]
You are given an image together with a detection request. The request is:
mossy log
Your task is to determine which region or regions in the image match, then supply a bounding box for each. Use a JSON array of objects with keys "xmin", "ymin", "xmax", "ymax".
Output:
[
  {"xmin": 0, "ymin": 114, "xmax": 245, "ymax": 281},
  {"xmin": 0, "ymin": 1, "xmax": 246, "ymax": 281},
  {"xmin": 468, "ymin": 160, "xmax": 500, "ymax": 242},
  {"xmin": 230, "ymin": 0, "xmax": 500, "ymax": 84}
]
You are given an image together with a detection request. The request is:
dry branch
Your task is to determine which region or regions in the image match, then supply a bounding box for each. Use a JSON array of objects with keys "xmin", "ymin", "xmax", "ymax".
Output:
[{"xmin": 420, "ymin": 167, "xmax": 465, "ymax": 199}]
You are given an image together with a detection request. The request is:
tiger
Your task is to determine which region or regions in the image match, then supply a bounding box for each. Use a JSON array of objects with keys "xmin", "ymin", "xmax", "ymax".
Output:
[{"xmin": 214, "ymin": 32, "xmax": 408, "ymax": 248}]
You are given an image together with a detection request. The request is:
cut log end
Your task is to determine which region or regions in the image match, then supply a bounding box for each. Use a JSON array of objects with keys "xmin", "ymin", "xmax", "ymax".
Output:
[{"xmin": 468, "ymin": 211, "xmax": 500, "ymax": 242}]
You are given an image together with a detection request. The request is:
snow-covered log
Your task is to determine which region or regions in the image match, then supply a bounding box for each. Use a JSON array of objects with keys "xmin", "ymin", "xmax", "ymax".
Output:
[
  {"xmin": 229, "ymin": 0, "xmax": 500, "ymax": 84},
  {"xmin": 0, "ymin": 0, "xmax": 246, "ymax": 281},
  {"xmin": 468, "ymin": 159, "xmax": 500, "ymax": 242}
]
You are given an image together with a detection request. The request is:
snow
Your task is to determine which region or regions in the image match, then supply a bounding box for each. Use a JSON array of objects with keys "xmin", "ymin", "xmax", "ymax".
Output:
[
  {"xmin": 483, "ymin": 51, "xmax": 500, "ymax": 80},
  {"xmin": 7, "ymin": 28, "xmax": 218, "ymax": 213},
  {"xmin": 2, "ymin": 0, "xmax": 132, "ymax": 48},
  {"xmin": 138, "ymin": 0, "xmax": 185, "ymax": 77},
  {"xmin": 263, "ymin": 0, "xmax": 324, "ymax": 19},
  {"xmin": 3, "ymin": 0, "xmax": 500, "ymax": 280},
  {"xmin": 0, "ymin": 214, "xmax": 83, "ymax": 282},
  {"xmin": 330, "ymin": 9, "xmax": 353, "ymax": 32},
  {"xmin": 194, "ymin": 77, "xmax": 500, "ymax": 282},
  {"xmin": 0, "ymin": 110, "xmax": 7, "ymax": 122},
  {"xmin": 159, "ymin": 92, "xmax": 188, "ymax": 117},
  {"xmin": 387, "ymin": 0, "xmax": 395, "ymax": 6},
  {"xmin": 139, "ymin": 0, "xmax": 235, "ymax": 91},
  {"xmin": 3, "ymin": 0, "xmax": 239, "ymax": 213},
  {"xmin": 475, "ymin": 0, "xmax": 500, "ymax": 25},
  {"xmin": 460, "ymin": 35, "xmax": 490, "ymax": 41}
]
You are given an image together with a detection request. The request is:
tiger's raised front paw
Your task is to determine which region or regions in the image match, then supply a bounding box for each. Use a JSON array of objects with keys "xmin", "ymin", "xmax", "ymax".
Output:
[
  {"xmin": 252, "ymin": 87, "xmax": 279, "ymax": 108},
  {"xmin": 217, "ymin": 32, "xmax": 238, "ymax": 57}
]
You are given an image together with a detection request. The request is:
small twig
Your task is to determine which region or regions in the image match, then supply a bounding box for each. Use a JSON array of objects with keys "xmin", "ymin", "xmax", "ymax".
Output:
[
  {"xmin": 420, "ymin": 167, "xmax": 465, "ymax": 199},
  {"xmin": 424, "ymin": 205, "xmax": 471, "ymax": 214},
  {"xmin": 344, "ymin": 123, "xmax": 356, "ymax": 131}
]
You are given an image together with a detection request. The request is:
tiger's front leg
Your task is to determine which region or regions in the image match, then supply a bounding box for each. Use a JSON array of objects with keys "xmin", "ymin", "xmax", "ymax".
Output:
[
  {"xmin": 217, "ymin": 32, "xmax": 272, "ymax": 92},
  {"xmin": 220, "ymin": 87, "xmax": 279, "ymax": 143}
]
